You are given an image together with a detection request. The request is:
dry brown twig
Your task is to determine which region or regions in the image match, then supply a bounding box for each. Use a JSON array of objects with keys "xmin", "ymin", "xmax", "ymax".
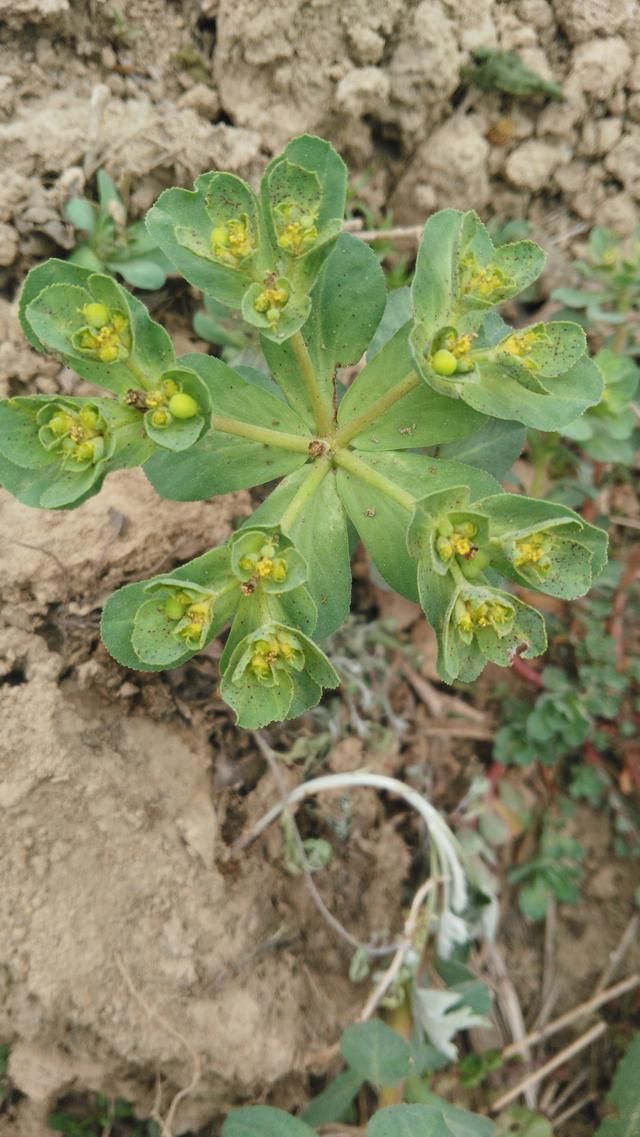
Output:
[
  {"xmin": 501, "ymin": 972, "xmax": 640, "ymax": 1058},
  {"xmin": 358, "ymin": 875, "xmax": 441, "ymax": 1023},
  {"xmin": 596, "ymin": 914, "xmax": 640, "ymax": 992},
  {"xmin": 115, "ymin": 953, "xmax": 202, "ymax": 1137},
  {"xmin": 486, "ymin": 943, "xmax": 537, "ymax": 1109},
  {"xmin": 491, "ymin": 1020, "xmax": 607, "ymax": 1113}
]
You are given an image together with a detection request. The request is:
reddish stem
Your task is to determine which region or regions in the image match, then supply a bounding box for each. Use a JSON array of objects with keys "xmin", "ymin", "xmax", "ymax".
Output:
[{"xmin": 510, "ymin": 654, "xmax": 544, "ymax": 689}]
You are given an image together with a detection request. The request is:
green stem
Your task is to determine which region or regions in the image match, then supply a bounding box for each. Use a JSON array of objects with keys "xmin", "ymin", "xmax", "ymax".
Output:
[
  {"xmin": 529, "ymin": 432, "xmax": 550, "ymax": 498},
  {"xmin": 212, "ymin": 414, "xmax": 312, "ymax": 453},
  {"xmin": 612, "ymin": 288, "xmax": 632, "ymax": 354},
  {"xmin": 290, "ymin": 331, "xmax": 332, "ymax": 437},
  {"xmin": 334, "ymin": 449, "xmax": 415, "ymax": 512},
  {"xmin": 127, "ymin": 359, "xmax": 155, "ymax": 389},
  {"xmin": 333, "ymin": 370, "xmax": 420, "ymax": 447},
  {"xmin": 449, "ymin": 560, "xmax": 468, "ymax": 589},
  {"xmin": 279, "ymin": 457, "xmax": 331, "ymax": 532}
]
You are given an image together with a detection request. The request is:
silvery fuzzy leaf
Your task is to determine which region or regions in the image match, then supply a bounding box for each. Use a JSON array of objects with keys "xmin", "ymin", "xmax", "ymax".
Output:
[{"xmin": 413, "ymin": 986, "xmax": 489, "ymax": 1060}]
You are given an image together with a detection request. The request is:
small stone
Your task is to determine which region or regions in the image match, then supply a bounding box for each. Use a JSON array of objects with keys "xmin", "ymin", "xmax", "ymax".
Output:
[
  {"xmin": 605, "ymin": 127, "xmax": 640, "ymax": 200},
  {"xmin": 505, "ymin": 140, "xmax": 571, "ymax": 191},
  {"xmin": 0, "ymin": 222, "xmax": 19, "ymax": 266},
  {"xmin": 177, "ymin": 82, "xmax": 220, "ymax": 118},
  {"xmin": 334, "ymin": 67, "xmax": 390, "ymax": 117},
  {"xmin": 568, "ymin": 38, "xmax": 631, "ymax": 100},
  {"xmin": 347, "ymin": 25, "xmax": 385, "ymax": 65},
  {"xmin": 555, "ymin": 0, "xmax": 633, "ymax": 41}
]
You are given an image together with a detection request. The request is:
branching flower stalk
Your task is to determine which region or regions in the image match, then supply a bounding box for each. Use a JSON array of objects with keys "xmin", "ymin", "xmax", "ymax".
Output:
[{"xmin": 1, "ymin": 135, "xmax": 608, "ymax": 727}]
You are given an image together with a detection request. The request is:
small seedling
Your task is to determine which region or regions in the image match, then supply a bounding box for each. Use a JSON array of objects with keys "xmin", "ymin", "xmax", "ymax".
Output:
[
  {"xmin": 462, "ymin": 48, "xmax": 565, "ymax": 102},
  {"xmin": 65, "ymin": 170, "xmax": 172, "ymax": 290},
  {"xmin": 508, "ymin": 817, "xmax": 585, "ymax": 920},
  {"xmin": 1, "ymin": 136, "xmax": 608, "ymax": 728}
]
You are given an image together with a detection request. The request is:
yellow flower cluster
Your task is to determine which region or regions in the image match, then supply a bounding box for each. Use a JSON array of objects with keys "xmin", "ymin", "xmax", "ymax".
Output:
[
  {"xmin": 513, "ymin": 531, "xmax": 551, "ymax": 574},
  {"xmin": 164, "ymin": 590, "xmax": 214, "ymax": 645},
  {"xmin": 249, "ymin": 633, "xmax": 299, "ymax": 678},
  {"xmin": 76, "ymin": 303, "xmax": 130, "ymax": 363},
  {"xmin": 275, "ymin": 203, "xmax": 318, "ymax": 255},
  {"xmin": 254, "ymin": 283, "xmax": 289, "ymax": 326},
  {"xmin": 48, "ymin": 404, "xmax": 105, "ymax": 464},
  {"xmin": 239, "ymin": 543, "xmax": 288, "ymax": 583},
  {"xmin": 455, "ymin": 596, "xmax": 512, "ymax": 635},
  {"xmin": 436, "ymin": 521, "xmax": 478, "ymax": 562},
  {"xmin": 210, "ymin": 216, "xmax": 255, "ymax": 267}
]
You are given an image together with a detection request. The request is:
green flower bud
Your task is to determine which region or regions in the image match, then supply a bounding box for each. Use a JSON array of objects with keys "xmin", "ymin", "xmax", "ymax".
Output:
[
  {"xmin": 150, "ymin": 409, "xmax": 172, "ymax": 428},
  {"xmin": 49, "ymin": 411, "xmax": 75, "ymax": 437}
]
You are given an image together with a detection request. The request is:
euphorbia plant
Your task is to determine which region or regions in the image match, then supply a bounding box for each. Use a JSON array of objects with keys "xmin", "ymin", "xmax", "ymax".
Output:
[{"xmin": 0, "ymin": 136, "xmax": 608, "ymax": 727}]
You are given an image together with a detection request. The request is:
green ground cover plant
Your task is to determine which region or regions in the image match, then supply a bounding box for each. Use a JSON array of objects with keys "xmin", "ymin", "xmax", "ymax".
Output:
[
  {"xmin": 65, "ymin": 169, "xmax": 172, "ymax": 290},
  {"xmin": 0, "ymin": 136, "xmax": 608, "ymax": 729}
]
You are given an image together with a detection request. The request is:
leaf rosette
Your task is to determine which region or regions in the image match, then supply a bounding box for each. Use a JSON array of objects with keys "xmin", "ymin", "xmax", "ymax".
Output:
[
  {"xmin": 19, "ymin": 261, "xmax": 175, "ymax": 395},
  {"xmin": 132, "ymin": 577, "xmax": 220, "ymax": 665},
  {"xmin": 409, "ymin": 210, "xmax": 604, "ymax": 429},
  {"xmin": 430, "ymin": 579, "xmax": 547, "ymax": 684},
  {"xmin": 478, "ymin": 494, "xmax": 608, "ymax": 600},
  {"xmin": 407, "ymin": 485, "xmax": 491, "ymax": 580},
  {"xmin": 220, "ymin": 621, "xmax": 339, "ymax": 728},
  {"xmin": 0, "ymin": 394, "xmax": 150, "ymax": 509},
  {"xmin": 134, "ymin": 366, "xmax": 212, "ymax": 452}
]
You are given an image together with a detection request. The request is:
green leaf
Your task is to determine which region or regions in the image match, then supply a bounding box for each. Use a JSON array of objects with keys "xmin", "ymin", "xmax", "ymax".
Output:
[
  {"xmin": 336, "ymin": 453, "xmax": 499, "ymax": 601},
  {"xmin": 367, "ymin": 1103, "xmax": 494, "ymax": 1137},
  {"xmin": 20, "ymin": 261, "xmax": 175, "ymax": 394},
  {"xmin": 518, "ymin": 880, "xmax": 550, "ymax": 921},
  {"xmin": 307, "ymin": 232, "xmax": 386, "ymax": 377},
  {"xmin": 64, "ymin": 196, "xmax": 97, "ymax": 232},
  {"xmin": 340, "ymin": 1021, "xmax": 412, "ymax": 1087},
  {"xmin": 477, "ymin": 493, "xmax": 608, "ymax": 597},
  {"xmin": 595, "ymin": 1033, "xmax": 640, "ymax": 1137},
  {"xmin": 402, "ymin": 1095, "xmax": 494, "ymax": 1137},
  {"xmin": 0, "ymin": 452, "xmax": 97, "ymax": 510},
  {"xmin": 338, "ymin": 322, "xmax": 485, "ymax": 451},
  {"xmin": 438, "ymin": 419, "xmax": 525, "ymax": 477},
  {"xmin": 223, "ymin": 1106, "xmax": 317, "ymax": 1137},
  {"xmin": 368, "ymin": 287, "xmax": 412, "ymax": 358},
  {"xmin": 462, "ymin": 352, "xmax": 604, "ymax": 431},
  {"xmin": 550, "ymin": 286, "xmax": 596, "ymax": 308},
  {"xmin": 112, "ymin": 257, "xmax": 167, "ymax": 290},
  {"xmin": 250, "ymin": 465, "xmax": 352, "ymax": 638},
  {"xmin": 301, "ymin": 1069, "xmax": 363, "ymax": 1127},
  {"xmin": 101, "ymin": 546, "xmax": 238, "ymax": 672},
  {"xmin": 220, "ymin": 622, "xmax": 339, "ymax": 728},
  {"xmin": 145, "ymin": 172, "xmax": 260, "ymax": 307},
  {"xmin": 462, "ymin": 47, "xmax": 565, "ymax": 101},
  {"xmin": 143, "ymin": 352, "xmax": 311, "ymax": 498},
  {"xmin": 144, "ymin": 432, "xmax": 307, "ymax": 499}
]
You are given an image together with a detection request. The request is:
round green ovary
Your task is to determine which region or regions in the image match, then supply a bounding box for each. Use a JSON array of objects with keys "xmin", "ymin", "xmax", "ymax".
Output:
[
  {"xmin": 432, "ymin": 349, "xmax": 458, "ymax": 377},
  {"xmin": 168, "ymin": 392, "xmax": 199, "ymax": 419}
]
